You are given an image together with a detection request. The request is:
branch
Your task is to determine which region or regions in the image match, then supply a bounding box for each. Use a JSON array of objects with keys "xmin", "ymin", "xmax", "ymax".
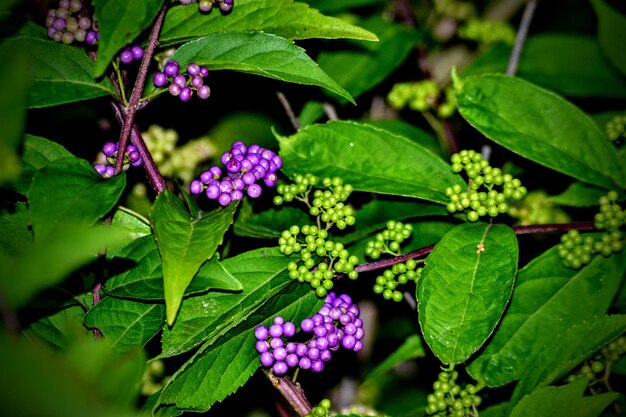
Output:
[
  {"xmin": 111, "ymin": 102, "xmax": 167, "ymax": 193},
  {"xmin": 264, "ymin": 370, "xmax": 312, "ymax": 416},
  {"xmin": 506, "ymin": 0, "xmax": 538, "ymax": 76},
  {"xmin": 114, "ymin": 4, "xmax": 168, "ymax": 175},
  {"xmin": 355, "ymin": 220, "xmax": 595, "ymax": 273},
  {"xmin": 276, "ymin": 92, "xmax": 301, "ymax": 131}
]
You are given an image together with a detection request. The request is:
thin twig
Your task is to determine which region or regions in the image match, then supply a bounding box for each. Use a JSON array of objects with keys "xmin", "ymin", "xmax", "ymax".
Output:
[
  {"xmin": 506, "ymin": 0, "xmax": 538, "ymax": 76},
  {"xmin": 276, "ymin": 92, "xmax": 301, "ymax": 131},
  {"xmin": 354, "ymin": 221, "xmax": 595, "ymax": 273},
  {"xmin": 111, "ymin": 102, "xmax": 167, "ymax": 193},
  {"xmin": 114, "ymin": 4, "xmax": 168, "ymax": 174},
  {"xmin": 322, "ymin": 102, "xmax": 338, "ymax": 121},
  {"xmin": 264, "ymin": 370, "xmax": 312, "ymax": 416}
]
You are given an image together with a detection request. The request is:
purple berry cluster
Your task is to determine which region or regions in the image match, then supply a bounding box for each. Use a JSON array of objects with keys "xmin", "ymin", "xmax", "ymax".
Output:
[
  {"xmin": 93, "ymin": 141, "xmax": 143, "ymax": 178},
  {"xmin": 179, "ymin": 0, "xmax": 234, "ymax": 13},
  {"xmin": 153, "ymin": 60, "xmax": 211, "ymax": 102},
  {"xmin": 190, "ymin": 141, "xmax": 281, "ymax": 206},
  {"xmin": 119, "ymin": 45, "xmax": 144, "ymax": 64},
  {"xmin": 254, "ymin": 293, "xmax": 364, "ymax": 376},
  {"xmin": 45, "ymin": 0, "xmax": 99, "ymax": 45}
]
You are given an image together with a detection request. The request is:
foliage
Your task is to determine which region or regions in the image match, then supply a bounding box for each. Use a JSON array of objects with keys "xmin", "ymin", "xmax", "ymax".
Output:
[{"xmin": 1, "ymin": 1, "xmax": 626, "ymax": 417}]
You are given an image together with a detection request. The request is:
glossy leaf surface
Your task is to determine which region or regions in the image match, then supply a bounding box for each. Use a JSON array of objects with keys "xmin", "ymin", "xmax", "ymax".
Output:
[
  {"xmin": 151, "ymin": 191, "xmax": 237, "ymax": 325},
  {"xmin": 418, "ymin": 222, "xmax": 518, "ymax": 364},
  {"xmin": 455, "ymin": 73, "xmax": 625, "ymax": 190},
  {"xmin": 591, "ymin": 0, "xmax": 626, "ymax": 76},
  {"xmin": 278, "ymin": 121, "xmax": 464, "ymax": 204}
]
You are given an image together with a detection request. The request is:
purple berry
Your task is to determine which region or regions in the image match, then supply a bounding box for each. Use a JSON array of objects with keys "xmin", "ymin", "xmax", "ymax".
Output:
[
  {"xmin": 197, "ymin": 85, "xmax": 211, "ymax": 99},
  {"xmin": 168, "ymin": 83, "xmax": 181, "ymax": 97},
  {"xmin": 219, "ymin": 179, "xmax": 233, "ymax": 193},
  {"xmin": 355, "ymin": 328, "xmax": 364, "ymax": 340},
  {"xmin": 320, "ymin": 349, "xmax": 332, "ymax": 362},
  {"xmin": 53, "ymin": 18, "xmax": 66, "ymax": 31},
  {"xmin": 94, "ymin": 164, "xmax": 107, "ymax": 176},
  {"xmin": 311, "ymin": 360, "xmax": 324, "ymax": 373},
  {"xmin": 199, "ymin": 66, "xmax": 209, "ymax": 77},
  {"xmin": 85, "ymin": 30, "xmax": 98, "ymax": 45},
  {"xmin": 285, "ymin": 342, "xmax": 296, "ymax": 353},
  {"xmin": 283, "ymin": 322, "xmax": 296, "ymax": 337},
  {"xmin": 254, "ymin": 326, "xmax": 269, "ymax": 341},
  {"xmin": 206, "ymin": 184, "xmax": 220, "ymax": 199},
  {"xmin": 232, "ymin": 178, "xmax": 245, "ymax": 191},
  {"xmin": 78, "ymin": 17, "xmax": 91, "ymax": 30},
  {"xmin": 255, "ymin": 341, "xmax": 269, "ymax": 353},
  {"xmin": 301, "ymin": 318, "xmax": 314, "ymax": 332},
  {"xmin": 191, "ymin": 76, "xmax": 204, "ymax": 89},
  {"xmin": 199, "ymin": 1, "xmax": 213, "ymax": 12},
  {"xmin": 354, "ymin": 341, "xmax": 363, "ymax": 352},
  {"xmin": 247, "ymin": 183, "xmax": 262, "ymax": 198},
  {"xmin": 131, "ymin": 45, "xmax": 144, "ymax": 60},
  {"xmin": 218, "ymin": 192, "xmax": 232, "ymax": 206},
  {"xmin": 342, "ymin": 335, "xmax": 357, "ymax": 350},
  {"xmin": 242, "ymin": 172, "xmax": 256, "ymax": 186},
  {"xmin": 269, "ymin": 324, "xmax": 283, "ymax": 338},
  {"xmin": 226, "ymin": 158, "xmax": 241, "ymax": 173},
  {"xmin": 173, "ymin": 75, "xmax": 187, "ymax": 88},
  {"xmin": 187, "ymin": 63, "xmax": 200, "ymax": 76},
  {"xmin": 296, "ymin": 343, "xmax": 308, "ymax": 357},
  {"xmin": 313, "ymin": 325, "xmax": 327, "ymax": 338},
  {"xmin": 120, "ymin": 48, "xmax": 133, "ymax": 64},
  {"xmin": 273, "ymin": 347, "xmax": 288, "ymax": 361},
  {"xmin": 307, "ymin": 347, "xmax": 320, "ymax": 361},
  {"xmin": 231, "ymin": 190, "xmax": 243, "ymax": 201},
  {"xmin": 269, "ymin": 337, "xmax": 283, "ymax": 349},
  {"xmin": 298, "ymin": 357, "xmax": 311, "ymax": 370},
  {"xmin": 272, "ymin": 361, "xmax": 288, "ymax": 375},
  {"xmin": 128, "ymin": 150, "xmax": 141, "ymax": 163},
  {"xmin": 190, "ymin": 180, "xmax": 204, "ymax": 195},
  {"xmin": 153, "ymin": 72, "xmax": 168, "ymax": 87},
  {"xmin": 260, "ymin": 352, "xmax": 274, "ymax": 367},
  {"xmin": 286, "ymin": 353, "xmax": 299, "ymax": 368},
  {"xmin": 264, "ymin": 172, "xmax": 278, "ymax": 187},
  {"xmin": 316, "ymin": 337, "xmax": 329, "ymax": 350},
  {"xmin": 164, "ymin": 60, "xmax": 180, "ymax": 77},
  {"xmin": 209, "ymin": 165, "xmax": 222, "ymax": 178},
  {"xmin": 179, "ymin": 87, "xmax": 193, "ymax": 102},
  {"xmin": 103, "ymin": 165, "xmax": 115, "ymax": 178},
  {"xmin": 102, "ymin": 142, "xmax": 117, "ymax": 157}
]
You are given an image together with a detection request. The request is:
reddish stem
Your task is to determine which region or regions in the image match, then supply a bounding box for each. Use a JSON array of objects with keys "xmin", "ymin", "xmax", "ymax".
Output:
[{"xmin": 264, "ymin": 370, "xmax": 312, "ymax": 416}]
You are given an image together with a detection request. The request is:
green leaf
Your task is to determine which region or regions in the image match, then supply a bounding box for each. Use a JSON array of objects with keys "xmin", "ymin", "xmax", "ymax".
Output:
[
  {"xmin": 0, "ymin": 333, "xmax": 142, "ymax": 417},
  {"xmin": 509, "ymin": 377, "xmax": 618, "ymax": 417},
  {"xmin": 23, "ymin": 305, "xmax": 86, "ymax": 349},
  {"xmin": 0, "ymin": 224, "xmax": 129, "ymax": 308},
  {"xmin": 547, "ymin": 182, "xmax": 607, "ymax": 207},
  {"xmin": 92, "ymin": 0, "xmax": 164, "ymax": 77},
  {"xmin": 455, "ymin": 73, "xmax": 625, "ymax": 190},
  {"xmin": 278, "ymin": 121, "xmax": 464, "ymax": 204},
  {"xmin": 510, "ymin": 314, "xmax": 626, "ymax": 406},
  {"xmin": 0, "ymin": 43, "xmax": 29, "ymax": 183},
  {"xmin": 234, "ymin": 205, "xmax": 311, "ymax": 239},
  {"xmin": 316, "ymin": 16, "xmax": 420, "ymax": 101},
  {"xmin": 28, "ymin": 157, "xmax": 126, "ymax": 242},
  {"xmin": 151, "ymin": 191, "xmax": 237, "ymax": 325},
  {"xmin": 84, "ymin": 296, "xmax": 165, "ymax": 353},
  {"xmin": 161, "ymin": 32, "xmax": 354, "ymax": 104},
  {"xmin": 12, "ymin": 135, "xmax": 75, "ymax": 194},
  {"xmin": 467, "ymin": 247, "xmax": 626, "ymax": 387},
  {"xmin": 363, "ymin": 119, "xmax": 443, "ymax": 157},
  {"xmin": 159, "ymin": 0, "xmax": 377, "ymax": 46},
  {"xmin": 417, "ymin": 222, "xmax": 518, "ymax": 364},
  {"xmin": 363, "ymin": 334, "xmax": 425, "ymax": 384},
  {"xmin": 154, "ymin": 282, "xmax": 322, "ymax": 413},
  {"xmin": 105, "ymin": 235, "xmax": 242, "ymax": 300},
  {"xmin": 4, "ymin": 23, "xmax": 116, "ymax": 107},
  {"xmin": 107, "ymin": 207, "xmax": 152, "ymax": 259},
  {"xmin": 0, "ymin": 202, "xmax": 32, "ymax": 259},
  {"xmin": 591, "ymin": 0, "xmax": 626, "ymax": 76},
  {"xmin": 462, "ymin": 34, "xmax": 626, "ymax": 98},
  {"xmin": 305, "ymin": 0, "xmax": 386, "ymax": 13},
  {"xmin": 159, "ymin": 247, "xmax": 294, "ymax": 357}
]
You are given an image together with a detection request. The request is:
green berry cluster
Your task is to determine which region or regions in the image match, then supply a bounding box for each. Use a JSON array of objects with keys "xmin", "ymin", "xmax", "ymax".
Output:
[
  {"xmin": 373, "ymin": 259, "xmax": 423, "ymax": 302},
  {"xmin": 387, "ymin": 81, "xmax": 456, "ymax": 118},
  {"xmin": 143, "ymin": 125, "xmax": 216, "ymax": 182},
  {"xmin": 304, "ymin": 398, "xmax": 331, "ymax": 417},
  {"xmin": 426, "ymin": 370, "xmax": 482, "ymax": 417},
  {"xmin": 508, "ymin": 191, "xmax": 570, "ymax": 226},
  {"xmin": 446, "ymin": 149, "xmax": 527, "ymax": 221},
  {"xmin": 606, "ymin": 112, "xmax": 626, "ymax": 142},
  {"xmin": 274, "ymin": 174, "xmax": 355, "ymax": 230},
  {"xmin": 281, "ymin": 225, "xmax": 359, "ymax": 297},
  {"xmin": 566, "ymin": 334, "xmax": 626, "ymax": 388},
  {"xmin": 433, "ymin": 0, "xmax": 475, "ymax": 21},
  {"xmin": 365, "ymin": 220, "xmax": 414, "ymax": 259},
  {"xmin": 558, "ymin": 192, "xmax": 625, "ymax": 269},
  {"xmin": 458, "ymin": 19, "xmax": 516, "ymax": 46}
]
